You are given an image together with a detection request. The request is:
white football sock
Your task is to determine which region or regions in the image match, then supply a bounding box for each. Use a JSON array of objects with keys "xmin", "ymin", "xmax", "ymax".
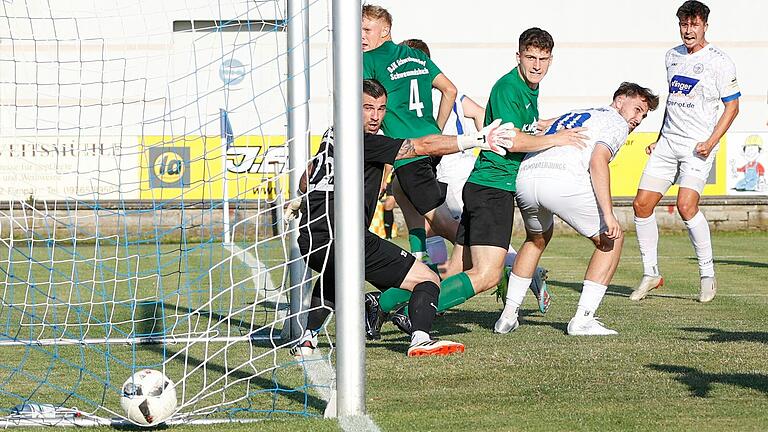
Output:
[
  {"xmin": 504, "ymin": 245, "xmax": 518, "ymax": 267},
  {"xmin": 411, "ymin": 330, "xmax": 430, "ymax": 346},
  {"xmin": 500, "ymin": 272, "xmax": 531, "ymax": 320},
  {"xmin": 575, "ymin": 280, "xmax": 608, "ymax": 318},
  {"xmin": 635, "ymin": 214, "xmax": 660, "ymax": 276},
  {"xmin": 425, "ymin": 236, "xmax": 448, "ymax": 265},
  {"xmin": 684, "ymin": 211, "xmax": 715, "ymax": 278}
]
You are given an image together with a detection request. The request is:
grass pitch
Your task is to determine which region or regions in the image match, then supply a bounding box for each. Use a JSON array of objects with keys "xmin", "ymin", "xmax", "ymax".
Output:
[
  {"xmin": 364, "ymin": 231, "xmax": 768, "ymax": 432},
  {"xmin": 2, "ymin": 231, "xmax": 767, "ymax": 431}
]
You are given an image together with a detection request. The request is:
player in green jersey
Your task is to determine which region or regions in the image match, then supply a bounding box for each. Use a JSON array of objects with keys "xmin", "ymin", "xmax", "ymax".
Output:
[
  {"xmin": 362, "ymin": 4, "xmax": 459, "ymax": 262},
  {"xmin": 375, "ymin": 29, "xmax": 588, "ymax": 334}
]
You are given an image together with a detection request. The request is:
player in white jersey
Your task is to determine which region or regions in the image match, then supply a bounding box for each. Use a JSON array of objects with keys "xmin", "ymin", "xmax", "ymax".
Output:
[
  {"xmin": 424, "ymin": 89, "xmax": 481, "ymax": 260},
  {"xmin": 630, "ymin": 1, "xmax": 740, "ymax": 303},
  {"xmin": 433, "ymin": 91, "xmax": 482, "ymax": 220},
  {"xmin": 494, "ymin": 83, "xmax": 659, "ymax": 336}
]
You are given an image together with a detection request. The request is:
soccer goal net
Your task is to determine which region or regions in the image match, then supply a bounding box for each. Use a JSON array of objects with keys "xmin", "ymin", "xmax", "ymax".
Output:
[{"xmin": 0, "ymin": 0, "xmax": 337, "ymax": 426}]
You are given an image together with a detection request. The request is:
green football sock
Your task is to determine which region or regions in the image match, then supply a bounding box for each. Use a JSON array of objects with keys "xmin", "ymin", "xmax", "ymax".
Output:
[
  {"xmin": 437, "ymin": 272, "xmax": 475, "ymax": 312},
  {"xmin": 380, "ymin": 273, "xmax": 474, "ymax": 315},
  {"xmin": 408, "ymin": 228, "xmax": 427, "ymax": 255},
  {"xmin": 379, "ymin": 288, "xmax": 412, "ymax": 313}
]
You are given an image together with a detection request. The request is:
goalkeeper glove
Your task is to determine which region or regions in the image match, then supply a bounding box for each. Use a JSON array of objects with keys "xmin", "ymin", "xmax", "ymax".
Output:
[
  {"xmin": 456, "ymin": 119, "xmax": 516, "ymax": 156},
  {"xmin": 284, "ymin": 199, "xmax": 302, "ymax": 222}
]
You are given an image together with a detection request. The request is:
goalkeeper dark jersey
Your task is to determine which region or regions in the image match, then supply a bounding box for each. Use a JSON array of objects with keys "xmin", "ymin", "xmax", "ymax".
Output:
[{"xmin": 300, "ymin": 128, "xmax": 403, "ymax": 239}]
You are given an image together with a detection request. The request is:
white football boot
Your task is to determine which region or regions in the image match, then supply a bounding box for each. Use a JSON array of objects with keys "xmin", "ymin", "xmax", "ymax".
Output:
[
  {"xmin": 567, "ymin": 316, "xmax": 618, "ymax": 336},
  {"xmin": 698, "ymin": 276, "xmax": 717, "ymax": 303},
  {"xmin": 629, "ymin": 275, "xmax": 664, "ymax": 301}
]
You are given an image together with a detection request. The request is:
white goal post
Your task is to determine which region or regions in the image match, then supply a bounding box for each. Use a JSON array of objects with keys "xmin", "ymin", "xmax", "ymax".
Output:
[{"xmin": 0, "ymin": 0, "xmax": 365, "ymax": 425}]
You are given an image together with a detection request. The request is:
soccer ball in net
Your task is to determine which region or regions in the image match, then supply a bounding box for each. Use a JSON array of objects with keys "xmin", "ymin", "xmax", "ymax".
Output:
[{"xmin": 120, "ymin": 369, "xmax": 178, "ymax": 426}]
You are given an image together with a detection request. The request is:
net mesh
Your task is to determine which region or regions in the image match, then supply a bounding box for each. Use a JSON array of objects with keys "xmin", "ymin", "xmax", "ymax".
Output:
[{"xmin": 0, "ymin": 0, "xmax": 334, "ymax": 425}]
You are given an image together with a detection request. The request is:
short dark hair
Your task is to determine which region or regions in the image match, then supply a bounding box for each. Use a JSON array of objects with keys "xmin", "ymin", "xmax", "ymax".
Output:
[
  {"xmin": 677, "ymin": 0, "xmax": 710, "ymax": 23},
  {"xmin": 519, "ymin": 27, "xmax": 554, "ymax": 53},
  {"xmin": 362, "ymin": 4, "xmax": 392, "ymax": 29},
  {"xmin": 363, "ymin": 79, "xmax": 387, "ymax": 99},
  {"xmin": 400, "ymin": 39, "xmax": 430, "ymax": 58},
  {"xmin": 613, "ymin": 82, "xmax": 660, "ymax": 111}
]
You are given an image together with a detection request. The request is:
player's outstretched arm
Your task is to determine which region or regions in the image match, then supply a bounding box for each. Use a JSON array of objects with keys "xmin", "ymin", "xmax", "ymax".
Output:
[
  {"xmin": 396, "ymin": 119, "xmax": 515, "ymax": 160},
  {"xmin": 590, "ymin": 145, "xmax": 621, "ymax": 239},
  {"xmin": 433, "ymin": 73, "xmax": 458, "ymax": 130},
  {"xmin": 511, "ymin": 127, "xmax": 589, "ymax": 153},
  {"xmin": 695, "ymin": 99, "xmax": 739, "ymax": 158}
]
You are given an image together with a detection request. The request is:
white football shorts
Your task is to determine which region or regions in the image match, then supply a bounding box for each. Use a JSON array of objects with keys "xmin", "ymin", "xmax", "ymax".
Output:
[
  {"xmin": 638, "ymin": 135, "xmax": 717, "ymax": 195},
  {"xmin": 436, "ymin": 152, "xmax": 476, "ymax": 220},
  {"xmin": 515, "ymin": 175, "xmax": 606, "ymax": 238}
]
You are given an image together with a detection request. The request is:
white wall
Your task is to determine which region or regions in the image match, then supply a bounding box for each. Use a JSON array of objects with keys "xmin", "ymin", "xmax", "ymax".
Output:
[
  {"xmin": 0, "ymin": 0, "xmax": 766, "ymax": 200},
  {"xmin": 370, "ymin": 0, "xmax": 768, "ymax": 133}
]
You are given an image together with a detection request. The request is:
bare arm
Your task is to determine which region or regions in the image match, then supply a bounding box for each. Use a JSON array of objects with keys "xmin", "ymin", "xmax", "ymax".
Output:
[
  {"xmin": 695, "ymin": 99, "xmax": 739, "ymax": 158},
  {"xmin": 536, "ymin": 117, "xmax": 556, "ymax": 134},
  {"xmin": 589, "ymin": 145, "xmax": 621, "ymax": 239},
  {"xmin": 647, "ymin": 107, "xmax": 668, "ymax": 155},
  {"xmin": 394, "ymin": 119, "xmax": 518, "ymax": 160},
  {"xmin": 395, "ymin": 135, "xmax": 460, "ymax": 160},
  {"xmin": 509, "ymin": 127, "xmax": 588, "ymax": 153},
  {"xmin": 432, "ymin": 73, "xmax": 458, "ymax": 130},
  {"xmin": 461, "ymin": 95, "xmax": 485, "ymax": 131}
]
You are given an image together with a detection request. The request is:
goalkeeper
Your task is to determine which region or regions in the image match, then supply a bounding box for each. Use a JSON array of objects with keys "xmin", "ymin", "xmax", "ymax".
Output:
[{"xmin": 288, "ymin": 79, "xmax": 516, "ymax": 357}]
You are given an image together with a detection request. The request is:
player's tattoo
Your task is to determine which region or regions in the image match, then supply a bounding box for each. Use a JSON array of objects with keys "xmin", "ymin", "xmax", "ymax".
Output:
[{"xmin": 395, "ymin": 139, "xmax": 417, "ymax": 160}]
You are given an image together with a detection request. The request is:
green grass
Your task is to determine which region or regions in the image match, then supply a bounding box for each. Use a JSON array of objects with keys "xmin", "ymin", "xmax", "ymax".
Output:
[
  {"xmin": 2, "ymin": 231, "xmax": 768, "ymax": 431},
  {"xmin": 362, "ymin": 231, "xmax": 768, "ymax": 432}
]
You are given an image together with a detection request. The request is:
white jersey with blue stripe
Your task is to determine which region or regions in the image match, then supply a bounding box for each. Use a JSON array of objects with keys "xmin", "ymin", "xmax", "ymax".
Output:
[
  {"xmin": 662, "ymin": 43, "xmax": 740, "ymax": 145},
  {"xmin": 519, "ymin": 106, "xmax": 629, "ymax": 182},
  {"xmin": 434, "ymin": 90, "xmax": 470, "ymax": 136}
]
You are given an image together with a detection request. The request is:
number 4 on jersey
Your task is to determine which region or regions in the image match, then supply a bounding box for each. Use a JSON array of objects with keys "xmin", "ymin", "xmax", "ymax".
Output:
[{"xmin": 408, "ymin": 78, "xmax": 424, "ymax": 117}]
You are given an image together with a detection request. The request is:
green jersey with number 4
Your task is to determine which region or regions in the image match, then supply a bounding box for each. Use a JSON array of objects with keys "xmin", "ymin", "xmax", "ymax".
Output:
[
  {"xmin": 466, "ymin": 66, "xmax": 539, "ymax": 192},
  {"xmin": 363, "ymin": 41, "xmax": 442, "ymax": 168}
]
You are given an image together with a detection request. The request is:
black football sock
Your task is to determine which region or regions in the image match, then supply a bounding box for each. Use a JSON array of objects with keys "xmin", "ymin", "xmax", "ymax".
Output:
[
  {"xmin": 306, "ymin": 296, "xmax": 334, "ymax": 330},
  {"xmin": 383, "ymin": 210, "xmax": 394, "ymax": 239},
  {"xmin": 408, "ymin": 281, "xmax": 440, "ymax": 335}
]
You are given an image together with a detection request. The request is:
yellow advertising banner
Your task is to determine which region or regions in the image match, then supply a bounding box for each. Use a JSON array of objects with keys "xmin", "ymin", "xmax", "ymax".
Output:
[
  {"xmin": 139, "ymin": 135, "xmax": 323, "ymax": 201},
  {"xmin": 138, "ymin": 132, "xmax": 732, "ymax": 201},
  {"xmin": 609, "ymin": 132, "xmax": 728, "ymax": 197}
]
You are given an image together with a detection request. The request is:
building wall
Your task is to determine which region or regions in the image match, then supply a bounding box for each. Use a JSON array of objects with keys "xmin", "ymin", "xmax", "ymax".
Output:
[{"xmin": 369, "ymin": 0, "xmax": 768, "ymax": 133}]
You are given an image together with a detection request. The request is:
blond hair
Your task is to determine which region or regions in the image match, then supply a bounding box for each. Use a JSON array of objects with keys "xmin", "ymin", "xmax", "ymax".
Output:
[{"xmin": 362, "ymin": 4, "xmax": 392, "ymax": 29}]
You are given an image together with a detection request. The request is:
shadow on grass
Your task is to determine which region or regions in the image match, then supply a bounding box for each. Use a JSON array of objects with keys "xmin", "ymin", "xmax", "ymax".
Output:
[
  {"xmin": 370, "ymin": 307, "xmax": 549, "ymax": 352},
  {"xmin": 434, "ymin": 308, "xmax": 546, "ymax": 333},
  {"xmin": 439, "ymin": 308, "xmax": 567, "ymax": 335},
  {"xmin": 547, "ymin": 279, "xmax": 634, "ymax": 297},
  {"xmin": 648, "ymin": 364, "xmax": 768, "ymax": 397},
  {"xmin": 681, "ymin": 327, "xmax": 768, "ymax": 345},
  {"xmin": 691, "ymin": 258, "xmax": 768, "ymax": 269},
  {"xmin": 364, "ymin": 339, "xmax": 409, "ymax": 355},
  {"xmin": 522, "ymin": 318, "xmax": 569, "ymax": 334},
  {"xmin": 113, "ymin": 422, "xmax": 171, "ymax": 431}
]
